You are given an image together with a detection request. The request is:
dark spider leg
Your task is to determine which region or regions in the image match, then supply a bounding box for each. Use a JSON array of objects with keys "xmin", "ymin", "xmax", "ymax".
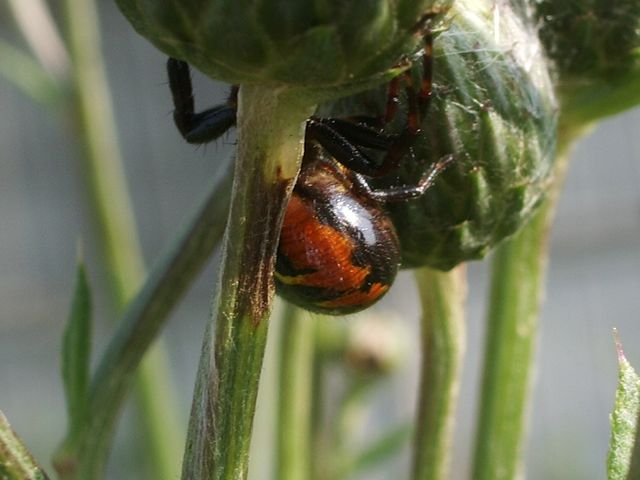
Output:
[
  {"xmin": 419, "ymin": 30, "xmax": 434, "ymax": 112},
  {"xmin": 306, "ymin": 68, "xmax": 425, "ymax": 179},
  {"xmin": 306, "ymin": 119, "xmax": 388, "ymax": 177},
  {"xmin": 384, "ymin": 75, "xmax": 402, "ymax": 124},
  {"xmin": 310, "ymin": 117, "xmax": 393, "ymax": 150},
  {"xmin": 167, "ymin": 58, "xmax": 237, "ymax": 144},
  {"xmin": 350, "ymin": 154, "xmax": 454, "ymax": 203}
]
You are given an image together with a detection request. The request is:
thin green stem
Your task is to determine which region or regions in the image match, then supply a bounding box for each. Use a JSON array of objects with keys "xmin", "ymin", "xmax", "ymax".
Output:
[
  {"xmin": 0, "ymin": 410, "xmax": 50, "ymax": 480},
  {"xmin": 54, "ymin": 173, "xmax": 231, "ymax": 477},
  {"xmin": 471, "ymin": 126, "xmax": 581, "ymax": 480},
  {"xmin": 57, "ymin": 0, "xmax": 182, "ymax": 477},
  {"xmin": 181, "ymin": 85, "xmax": 315, "ymax": 480},
  {"xmin": 276, "ymin": 304, "xmax": 314, "ymax": 480},
  {"xmin": 412, "ymin": 266, "xmax": 467, "ymax": 480}
]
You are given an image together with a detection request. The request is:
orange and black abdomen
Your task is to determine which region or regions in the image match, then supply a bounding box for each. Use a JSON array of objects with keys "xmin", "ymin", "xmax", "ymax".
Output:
[{"xmin": 275, "ymin": 160, "xmax": 400, "ymax": 315}]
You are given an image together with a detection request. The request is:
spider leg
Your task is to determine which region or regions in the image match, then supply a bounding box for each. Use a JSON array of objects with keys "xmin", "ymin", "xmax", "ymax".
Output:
[
  {"xmin": 419, "ymin": 30, "xmax": 434, "ymax": 112},
  {"xmin": 310, "ymin": 118, "xmax": 393, "ymax": 150},
  {"xmin": 366, "ymin": 28, "xmax": 436, "ymax": 176},
  {"xmin": 306, "ymin": 119, "xmax": 393, "ymax": 177},
  {"xmin": 350, "ymin": 154, "xmax": 454, "ymax": 203},
  {"xmin": 318, "ymin": 25, "xmax": 437, "ymax": 173},
  {"xmin": 167, "ymin": 58, "xmax": 237, "ymax": 144}
]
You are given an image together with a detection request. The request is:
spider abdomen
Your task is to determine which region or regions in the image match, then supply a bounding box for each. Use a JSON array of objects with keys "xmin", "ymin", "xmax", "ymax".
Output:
[{"xmin": 275, "ymin": 160, "xmax": 400, "ymax": 315}]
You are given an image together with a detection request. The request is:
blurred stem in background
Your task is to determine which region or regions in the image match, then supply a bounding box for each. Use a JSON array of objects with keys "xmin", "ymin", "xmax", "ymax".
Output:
[
  {"xmin": 5, "ymin": 0, "xmax": 70, "ymax": 81},
  {"xmin": 413, "ymin": 267, "xmax": 466, "ymax": 480},
  {"xmin": 309, "ymin": 313, "xmax": 413, "ymax": 480},
  {"xmin": 59, "ymin": 0, "xmax": 183, "ymax": 477},
  {"xmin": 275, "ymin": 304, "xmax": 314, "ymax": 480},
  {"xmin": 4, "ymin": 0, "xmax": 184, "ymax": 478}
]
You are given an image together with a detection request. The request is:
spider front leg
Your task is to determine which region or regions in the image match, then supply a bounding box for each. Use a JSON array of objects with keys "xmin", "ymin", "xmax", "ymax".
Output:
[
  {"xmin": 307, "ymin": 31, "xmax": 436, "ymax": 178},
  {"xmin": 306, "ymin": 70, "xmax": 424, "ymax": 178},
  {"xmin": 167, "ymin": 58, "xmax": 237, "ymax": 144},
  {"xmin": 351, "ymin": 154, "xmax": 454, "ymax": 203}
]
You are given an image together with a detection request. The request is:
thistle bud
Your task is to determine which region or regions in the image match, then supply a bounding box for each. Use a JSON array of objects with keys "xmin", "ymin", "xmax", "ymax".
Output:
[
  {"xmin": 324, "ymin": 0, "xmax": 558, "ymax": 269},
  {"xmin": 115, "ymin": 0, "xmax": 452, "ymax": 95}
]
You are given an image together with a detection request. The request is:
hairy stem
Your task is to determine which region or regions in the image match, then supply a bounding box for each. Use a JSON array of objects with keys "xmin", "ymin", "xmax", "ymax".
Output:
[
  {"xmin": 55, "ymin": 0, "xmax": 182, "ymax": 477},
  {"xmin": 181, "ymin": 85, "xmax": 315, "ymax": 480}
]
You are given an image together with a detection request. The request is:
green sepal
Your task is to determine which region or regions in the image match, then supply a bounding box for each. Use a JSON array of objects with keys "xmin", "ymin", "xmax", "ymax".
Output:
[
  {"xmin": 61, "ymin": 262, "xmax": 92, "ymax": 438},
  {"xmin": 607, "ymin": 334, "xmax": 640, "ymax": 480}
]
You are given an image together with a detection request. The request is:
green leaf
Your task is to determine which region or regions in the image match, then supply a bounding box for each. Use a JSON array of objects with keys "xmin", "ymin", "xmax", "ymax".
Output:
[
  {"xmin": 607, "ymin": 333, "xmax": 640, "ymax": 480},
  {"xmin": 0, "ymin": 40, "xmax": 63, "ymax": 106},
  {"xmin": 349, "ymin": 424, "xmax": 412, "ymax": 475},
  {"xmin": 61, "ymin": 262, "xmax": 92, "ymax": 436},
  {"xmin": 0, "ymin": 409, "xmax": 51, "ymax": 480}
]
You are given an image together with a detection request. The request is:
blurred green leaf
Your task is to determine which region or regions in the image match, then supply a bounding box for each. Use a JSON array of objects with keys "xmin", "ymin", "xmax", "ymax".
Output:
[
  {"xmin": 349, "ymin": 424, "xmax": 411, "ymax": 475},
  {"xmin": 0, "ymin": 40, "xmax": 64, "ymax": 106},
  {"xmin": 607, "ymin": 333, "xmax": 640, "ymax": 480},
  {"xmin": 0, "ymin": 410, "xmax": 50, "ymax": 480},
  {"xmin": 61, "ymin": 262, "xmax": 92, "ymax": 436}
]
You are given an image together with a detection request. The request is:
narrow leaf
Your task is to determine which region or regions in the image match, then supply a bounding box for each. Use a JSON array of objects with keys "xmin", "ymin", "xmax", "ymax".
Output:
[
  {"xmin": 349, "ymin": 424, "xmax": 412, "ymax": 475},
  {"xmin": 0, "ymin": 409, "xmax": 51, "ymax": 480},
  {"xmin": 61, "ymin": 262, "xmax": 92, "ymax": 435},
  {"xmin": 607, "ymin": 331, "xmax": 640, "ymax": 480},
  {"xmin": 0, "ymin": 40, "xmax": 63, "ymax": 106}
]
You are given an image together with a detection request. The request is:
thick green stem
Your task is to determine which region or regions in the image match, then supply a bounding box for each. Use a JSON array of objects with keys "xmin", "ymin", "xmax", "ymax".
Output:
[
  {"xmin": 412, "ymin": 266, "xmax": 467, "ymax": 480},
  {"xmin": 471, "ymin": 126, "xmax": 582, "ymax": 480},
  {"xmin": 181, "ymin": 85, "xmax": 315, "ymax": 480},
  {"xmin": 276, "ymin": 304, "xmax": 314, "ymax": 480},
  {"xmin": 57, "ymin": 0, "xmax": 181, "ymax": 477},
  {"xmin": 0, "ymin": 410, "xmax": 50, "ymax": 480},
  {"xmin": 471, "ymin": 201, "xmax": 551, "ymax": 480}
]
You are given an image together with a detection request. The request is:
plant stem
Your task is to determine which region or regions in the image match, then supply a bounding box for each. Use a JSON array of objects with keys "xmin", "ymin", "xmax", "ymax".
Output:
[
  {"xmin": 58, "ymin": 0, "xmax": 182, "ymax": 477},
  {"xmin": 181, "ymin": 84, "xmax": 315, "ymax": 480},
  {"xmin": 54, "ymin": 173, "xmax": 232, "ymax": 478},
  {"xmin": 276, "ymin": 304, "xmax": 314, "ymax": 480},
  {"xmin": 471, "ymin": 125, "xmax": 583, "ymax": 480},
  {"xmin": 412, "ymin": 266, "xmax": 467, "ymax": 480},
  {"xmin": 6, "ymin": 0, "xmax": 70, "ymax": 80},
  {"xmin": 0, "ymin": 410, "xmax": 50, "ymax": 480}
]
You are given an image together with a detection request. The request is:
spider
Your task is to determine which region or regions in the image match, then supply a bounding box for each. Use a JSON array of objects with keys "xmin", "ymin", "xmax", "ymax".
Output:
[{"xmin": 166, "ymin": 29, "xmax": 451, "ymax": 315}]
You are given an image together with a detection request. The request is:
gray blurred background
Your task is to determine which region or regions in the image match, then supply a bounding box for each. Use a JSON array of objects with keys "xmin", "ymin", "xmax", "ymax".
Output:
[{"xmin": 1, "ymin": 2, "xmax": 639, "ymax": 479}]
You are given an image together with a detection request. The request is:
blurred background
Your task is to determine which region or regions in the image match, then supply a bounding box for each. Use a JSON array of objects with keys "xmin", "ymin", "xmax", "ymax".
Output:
[{"xmin": 1, "ymin": 1, "xmax": 639, "ymax": 479}]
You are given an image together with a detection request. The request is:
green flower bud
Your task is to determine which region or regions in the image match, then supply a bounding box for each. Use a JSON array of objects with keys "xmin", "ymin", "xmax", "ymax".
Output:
[
  {"xmin": 534, "ymin": 0, "xmax": 640, "ymax": 125},
  {"xmin": 323, "ymin": 0, "xmax": 558, "ymax": 270},
  {"xmin": 115, "ymin": 0, "xmax": 452, "ymax": 93},
  {"xmin": 535, "ymin": 0, "xmax": 640, "ymax": 80}
]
